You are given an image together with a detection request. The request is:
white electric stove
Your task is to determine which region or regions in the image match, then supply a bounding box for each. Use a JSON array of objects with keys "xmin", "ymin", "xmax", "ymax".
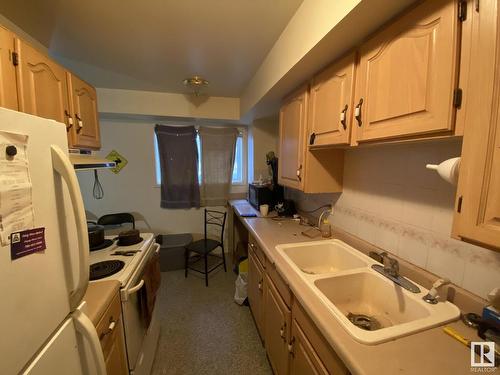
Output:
[
  {"xmin": 88, "ymin": 233, "xmax": 155, "ymax": 286},
  {"xmin": 88, "ymin": 232, "xmax": 160, "ymax": 375}
]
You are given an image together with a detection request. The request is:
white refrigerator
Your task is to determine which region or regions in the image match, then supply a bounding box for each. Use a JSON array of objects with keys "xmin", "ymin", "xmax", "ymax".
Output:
[{"xmin": 0, "ymin": 108, "xmax": 106, "ymax": 375}]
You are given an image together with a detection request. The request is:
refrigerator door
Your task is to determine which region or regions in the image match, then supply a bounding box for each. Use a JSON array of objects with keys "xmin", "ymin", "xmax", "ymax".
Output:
[
  {"xmin": 22, "ymin": 308, "xmax": 105, "ymax": 375},
  {"xmin": 0, "ymin": 109, "xmax": 89, "ymax": 374}
]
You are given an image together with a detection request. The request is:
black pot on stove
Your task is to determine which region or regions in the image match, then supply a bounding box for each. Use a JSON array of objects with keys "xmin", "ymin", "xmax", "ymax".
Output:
[{"xmin": 87, "ymin": 222, "xmax": 106, "ymax": 250}]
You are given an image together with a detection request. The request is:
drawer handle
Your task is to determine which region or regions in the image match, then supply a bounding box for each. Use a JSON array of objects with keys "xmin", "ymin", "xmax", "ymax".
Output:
[
  {"xmin": 354, "ymin": 98, "xmax": 363, "ymax": 127},
  {"xmin": 99, "ymin": 319, "xmax": 116, "ymax": 340}
]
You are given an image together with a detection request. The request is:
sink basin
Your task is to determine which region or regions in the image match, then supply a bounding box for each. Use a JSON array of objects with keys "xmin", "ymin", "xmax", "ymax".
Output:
[
  {"xmin": 279, "ymin": 241, "xmax": 368, "ymax": 274},
  {"xmin": 314, "ymin": 271, "xmax": 460, "ymax": 344},
  {"xmin": 315, "ymin": 272, "xmax": 430, "ymax": 329},
  {"xmin": 275, "ymin": 240, "xmax": 461, "ymax": 344}
]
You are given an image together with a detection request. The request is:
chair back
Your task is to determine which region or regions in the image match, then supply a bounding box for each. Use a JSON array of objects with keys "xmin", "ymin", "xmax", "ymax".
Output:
[
  {"xmin": 97, "ymin": 212, "xmax": 136, "ymax": 229},
  {"xmin": 204, "ymin": 209, "xmax": 227, "ymax": 245}
]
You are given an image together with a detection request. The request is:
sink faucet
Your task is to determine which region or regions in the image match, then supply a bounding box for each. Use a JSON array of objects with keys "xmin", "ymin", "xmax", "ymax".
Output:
[
  {"xmin": 369, "ymin": 251, "xmax": 421, "ymax": 293},
  {"xmin": 380, "ymin": 252, "xmax": 399, "ymax": 278}
]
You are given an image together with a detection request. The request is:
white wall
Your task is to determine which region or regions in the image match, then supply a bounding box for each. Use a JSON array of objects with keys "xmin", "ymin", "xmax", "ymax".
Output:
[
  {"xmin": 249, "ymin": 117, "xmax": 279, "ymax": 181},
  {"xmin": 288, "ymin": 140, "xmax": 500, "ymax": 299},
  {"xmin": 77, "ymin": 119, "xmax": 226, "ymax": 236}
]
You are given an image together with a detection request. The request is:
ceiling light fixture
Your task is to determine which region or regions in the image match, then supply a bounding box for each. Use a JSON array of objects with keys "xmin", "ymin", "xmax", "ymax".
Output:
[{"xmin": 183, "ymin": 75, "xmax": 209, "ymax": 96}]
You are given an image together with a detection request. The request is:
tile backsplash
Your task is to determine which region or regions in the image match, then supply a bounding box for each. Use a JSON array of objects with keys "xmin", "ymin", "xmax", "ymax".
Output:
[{"xmin": 288, "ymin": 140, "xmax": 500, "ymax": 300}]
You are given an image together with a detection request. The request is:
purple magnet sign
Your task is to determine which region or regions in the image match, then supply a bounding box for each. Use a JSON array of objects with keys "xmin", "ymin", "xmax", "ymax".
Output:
[{"xmin": 10, "ymin": 227, "xmax": 46, "ymax": 260}]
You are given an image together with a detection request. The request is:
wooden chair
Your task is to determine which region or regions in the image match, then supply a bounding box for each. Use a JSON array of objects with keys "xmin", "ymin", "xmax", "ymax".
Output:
[{"xmin": 185, "ymin": 209, "xmax": 227, "ymax": 286}]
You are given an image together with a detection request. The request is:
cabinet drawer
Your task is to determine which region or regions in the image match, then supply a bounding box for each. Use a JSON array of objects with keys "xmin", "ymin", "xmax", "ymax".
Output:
[
  {"xmin": 96, "ymin": 292, "xmax": 122, "ymax": 358},
  {"xmin": 249, "ymin": 235, "xmax": 266, "ymax": 268},
  {"xmin": 292, "ymin": 301, "xmax": 349, "ymax": 375},
  {"xmin": 266, "ymin": 259, "xmax": 292, "ymax": 309}
]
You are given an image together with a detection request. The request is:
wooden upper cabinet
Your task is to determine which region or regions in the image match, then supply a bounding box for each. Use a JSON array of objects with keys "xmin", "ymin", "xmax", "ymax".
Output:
[
  {"xmin": 308, "ymin": 52, "xmax": 356, "ymax": 147},
  {"xmin": 68, "ymin": 73, "xmax": 101, "ymax": 149},
  {"xmin": 278, "ymin": 86, "xmax": 308, "ymax": 190},
  {"xmin": 0, "ymin": 27, "xmax": 18, "ymax": 110},
  {"xmin": 353, "ymin": 0, "xmax": 460, "ymax": 143},
  {"xmin": 15, "ymin": 39, "xmax": 71, "ymax": 129},
  {"xmin": 453, "ymin": 0, "xmax": 500, "ymax": 250}
]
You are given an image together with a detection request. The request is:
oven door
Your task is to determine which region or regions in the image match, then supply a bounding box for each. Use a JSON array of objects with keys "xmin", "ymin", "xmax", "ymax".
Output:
[{"xmin": 120, "ymin": 243, "xmax": 160, "ymax": 371}]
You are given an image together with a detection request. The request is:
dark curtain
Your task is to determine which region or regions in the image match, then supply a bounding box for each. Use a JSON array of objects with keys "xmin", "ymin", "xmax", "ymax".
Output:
[{"xmin": 154, "ymin": 125, "xmax": 200, "ymax": 208}]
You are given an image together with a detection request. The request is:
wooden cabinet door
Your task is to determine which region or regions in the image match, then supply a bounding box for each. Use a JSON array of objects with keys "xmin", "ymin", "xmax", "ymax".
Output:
[
  {"xmin": 278, "ymin": 86, "xmax": 308, "ymax": 190},
  {"xmin": 353, "ymin": 0, "xmax": 460, "ymax": 142},
  {"xmin": 104, "ymin": 318, "xmax": 128, "ymax": 375},
  {"xmin": 15, "ymin": 39, "xmax": 71, "ymax": 130},
  {"xmin": 290, "ymin": 319, "xmax": 328, "ymax": 375},
  {"xmin": 453, "ymin": 0, "xmax": 500, "ymax": 250},
  {"xmin": 248, "ymin": 251, "xmax": 265, "ymax": 339},
  {"xmin": 309, "ymin": 53, "xmax": 356, "ymax": 147},
  {"xmin": 264, "ymin": 276, "xmax": 291, "ymax": 375},
  {"xmin": 68, "ymin": 73, "xmax": 101, "ymax": 149},
  {"xmin": 0, "ymin": 27, "xmax": 18, "ymax": 110}
]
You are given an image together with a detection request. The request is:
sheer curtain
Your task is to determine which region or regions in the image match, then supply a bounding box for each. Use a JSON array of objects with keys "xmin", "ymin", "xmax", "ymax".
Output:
[
  {"xmin": 199, "ymin": 127, "xmax": 238, "ymax": 206},
  {"xmin": 154, "ymin": 125, "xmax": 200, "ymax": 208}
]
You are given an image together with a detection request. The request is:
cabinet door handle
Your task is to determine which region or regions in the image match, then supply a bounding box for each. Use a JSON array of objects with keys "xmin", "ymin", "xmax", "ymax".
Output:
[
  {"xmin": 296, "ymin": 164, "xmax": 302, "ymax": 181},
  {"xmin": 258, "ymin": 279, "xmax": 263, "ymax": 292},
  {"xmin": 340, "ymin": 104, "xmax": 348, "ymax": 130},
  {"xmin": 354, "ymin": 98, "xmax": 363, "ymax": 127},
  {"xmin": 64, "ymin": 110, "xmax": 74, "ymax": 131},
  {"xmin": 280, "ymin": 322, "xmax": 287, "ymax": 340},
  {"xmin": 288, "ymin": 337, "xmax": 295, "ymax": 357},
  {"xmin": 75, "ymin": 114, "xmax": 83, "ymax": 133}
]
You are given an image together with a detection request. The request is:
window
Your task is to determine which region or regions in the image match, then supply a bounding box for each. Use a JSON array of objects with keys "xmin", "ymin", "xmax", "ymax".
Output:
[{"xmin": 154, "ymin": 131, "xmax": 244, "ymax": 186}]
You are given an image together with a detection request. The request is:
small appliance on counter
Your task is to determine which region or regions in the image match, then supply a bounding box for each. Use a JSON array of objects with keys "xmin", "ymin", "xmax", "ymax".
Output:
[{"xmin": 248, "ymin": 183, "xmax": 274, "ymax": 210}]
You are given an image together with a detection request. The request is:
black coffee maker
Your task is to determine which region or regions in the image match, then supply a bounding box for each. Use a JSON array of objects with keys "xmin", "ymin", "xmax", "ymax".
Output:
[{"xmin": 266, "ymin": 151, "xmax": 285, "ymax": 210}]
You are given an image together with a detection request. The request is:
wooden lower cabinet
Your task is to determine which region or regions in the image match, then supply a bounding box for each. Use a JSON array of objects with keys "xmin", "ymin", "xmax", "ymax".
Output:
[
  {"xmin": 264, "ymin": 275, "xmax": 291, "ymax": 375},
  {"xmin": 289, "ymin": 319, "xmax": 328, "ymax": 375},
  {"xmin": 95, "ymin": 293, "xmax": 128, "ymax": 375},
  {"xmin": 248, "ymin": 250, "xmax": 266, "ymax": 339}
]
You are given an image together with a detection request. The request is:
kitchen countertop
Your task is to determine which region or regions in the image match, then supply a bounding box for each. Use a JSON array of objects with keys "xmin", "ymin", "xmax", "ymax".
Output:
[
  {"xmin": 84, "ymin": 280, "xmax": 121, "ymax": 326},
  {"xmin": 228, "ymin": 200, "xmax": 485, "ymax": 375}
]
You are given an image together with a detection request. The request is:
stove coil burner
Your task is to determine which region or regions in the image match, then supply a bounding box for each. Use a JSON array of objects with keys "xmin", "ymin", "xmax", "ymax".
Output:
[
  {"xmin": 89, "ymin": 260, "xmax": 125, "ymax": 281},
  {"xmin": 89, "ymin": 239, "xmax": 114, "ymax": 252},
  {"xmin": 347, "ymin": 313, "xmax": 381, "ymax": 331}
]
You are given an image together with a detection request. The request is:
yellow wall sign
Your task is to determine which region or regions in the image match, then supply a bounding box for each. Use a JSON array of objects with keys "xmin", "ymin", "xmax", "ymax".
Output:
[{"xmin": 106, "ymin": 150, "xmax": 128, "ymax": 174}]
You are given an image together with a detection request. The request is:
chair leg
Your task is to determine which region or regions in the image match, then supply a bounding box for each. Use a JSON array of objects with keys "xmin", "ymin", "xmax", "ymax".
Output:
[
  {"xmin": 221, "ymin": 245, "xmax": 227, "ymax": 272},
  {"xmin": 204, "ymin": 254, "xmax": 208, "ymax": 287},
  {"xmin": 184, "ymin": 248, "xmax": 189, "ymax": 278}
]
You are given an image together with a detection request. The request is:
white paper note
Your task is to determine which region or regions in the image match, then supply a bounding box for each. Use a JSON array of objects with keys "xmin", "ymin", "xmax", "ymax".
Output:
[{"xmin": 0, "ymin": 131, "xmax": 35, "ymax": 246}]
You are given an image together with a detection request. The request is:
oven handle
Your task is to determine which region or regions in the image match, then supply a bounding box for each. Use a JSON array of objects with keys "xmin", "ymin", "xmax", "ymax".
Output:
[{"xmin": 127, "ymin": 279, "xmax": 145, "ymax": 295}]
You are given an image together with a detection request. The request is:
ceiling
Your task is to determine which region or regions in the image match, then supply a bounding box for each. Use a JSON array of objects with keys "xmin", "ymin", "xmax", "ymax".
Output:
[{"xmin": 0, "ymin": 0, "xmax": 303, "ymax": 97}]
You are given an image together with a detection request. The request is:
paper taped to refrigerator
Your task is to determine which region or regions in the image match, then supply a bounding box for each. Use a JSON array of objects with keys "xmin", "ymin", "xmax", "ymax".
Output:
[{"xmin": 0, "ymin": 131, "xmax": 35, "ymax": 246}]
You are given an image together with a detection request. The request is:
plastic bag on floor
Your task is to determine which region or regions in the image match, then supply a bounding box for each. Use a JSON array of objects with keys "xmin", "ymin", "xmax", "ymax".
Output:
[{"xmin": 234, "ymin": 272, "xmax": 248, "ymax": 305}]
